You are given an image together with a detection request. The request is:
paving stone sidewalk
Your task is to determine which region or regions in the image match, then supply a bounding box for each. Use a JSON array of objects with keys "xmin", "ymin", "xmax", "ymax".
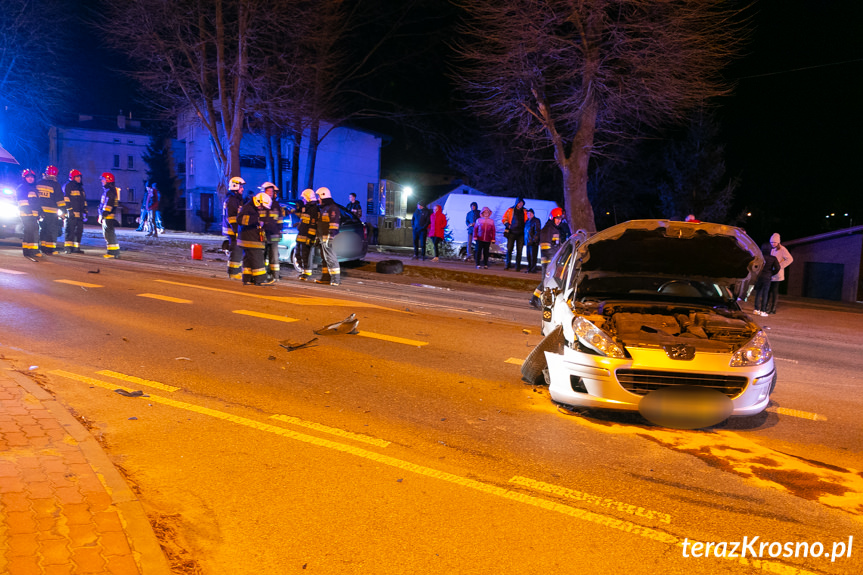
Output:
[{"xmin": 0, "ymin": 367, "xmax": 170, "ymax": 575}]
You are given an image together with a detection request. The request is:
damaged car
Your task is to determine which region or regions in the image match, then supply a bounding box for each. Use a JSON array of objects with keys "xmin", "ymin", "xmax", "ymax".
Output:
[{"xmin": 522, "ymin": 219, "xmax": 776, "ymax": 427}]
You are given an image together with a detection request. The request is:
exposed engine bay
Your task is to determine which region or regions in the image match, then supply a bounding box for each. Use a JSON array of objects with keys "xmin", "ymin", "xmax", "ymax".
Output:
[{"xmin": 571, "ymin": 300, "xmax": 757, "ymax": 352}]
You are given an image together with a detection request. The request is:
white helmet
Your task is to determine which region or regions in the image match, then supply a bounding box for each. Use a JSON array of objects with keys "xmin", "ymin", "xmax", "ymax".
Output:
[
  {"xmin": 228, "ymin": 176, "xmax": 246, "ymax": 191},
  {"xmin": 301, "ymin": 188, "xmax": 317, "ymax": 203},
  {"xmin": 253, "ymin": 192, "xmax": 272, "ymax": 209},
  {"xmin": 260, "ymin": 181, "xmax": 278, "ymax": 192},
  {"xmin": 315, "ymin": 187, "xmax": 331, "ymax": 200}
]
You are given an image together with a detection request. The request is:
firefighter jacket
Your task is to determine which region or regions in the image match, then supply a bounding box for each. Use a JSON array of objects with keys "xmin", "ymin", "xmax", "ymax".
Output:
[
  {"xmin": 36, "ymin": 176, "xmax": 66, "ymax": 216},
  {"xmin": 99, "ymin": 184, "xmax": 120, "ymax": 220},
  {"xmin": 221, "ymin": 191, "xmax": 243, "ymax": 237},
  {"xmin": 316, "ymin": 198, "xmax": 340, "ymax": 243},
  {"xmin": 297, "ymin": 201, "xmax": 319, "ymax": 245},
  {"xmin": 16, "ymin": 181, "xmax": 40, "ymax": 218},
  {"xmin": 63, "ymin": 180, "xmax": 87, "ymax": 218},
  {"xmin": 539, "ymin": 219, "xmax": 562, "ymax": 265},
  {"xmin": 237, "ymin": 201, "xmax": 266, "ymax": 249},
  {"xmin": 261, "ymin": 197, "xmax": 285, "ymax": 242}
]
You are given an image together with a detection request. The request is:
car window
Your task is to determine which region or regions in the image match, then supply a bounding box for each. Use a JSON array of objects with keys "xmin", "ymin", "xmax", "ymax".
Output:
[{"xmin": 551, "ymin": 243, "xmax": 574, "ymax": 288}]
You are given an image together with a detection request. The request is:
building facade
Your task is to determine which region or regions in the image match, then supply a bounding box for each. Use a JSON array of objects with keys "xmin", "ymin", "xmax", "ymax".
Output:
[{"xmin": 783, "ymin": 226, "xmax": 863, "ymax": 303}]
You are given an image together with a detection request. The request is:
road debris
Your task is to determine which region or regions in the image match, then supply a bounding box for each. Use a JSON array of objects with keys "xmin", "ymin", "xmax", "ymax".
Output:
[
  {"xmin": 279, "ymin": 338, "xmax": 318, "ymax": 352},
  {"xmin": 314, "ymin": 313, "xmax": 359, "ymax": 335},
  {"xmin": 114, "ymin": 389, "xmax": 148, "ymax": 398}
]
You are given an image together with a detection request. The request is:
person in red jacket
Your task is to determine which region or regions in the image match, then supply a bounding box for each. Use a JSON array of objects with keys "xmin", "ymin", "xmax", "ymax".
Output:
[{"xmin": 429, "ymin": 204, "xmax": 447, "ymax": 262}]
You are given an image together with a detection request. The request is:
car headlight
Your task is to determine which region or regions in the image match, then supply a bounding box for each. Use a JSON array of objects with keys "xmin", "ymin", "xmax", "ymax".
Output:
[
  {"xmin": 572, "ymin": 316, "xmax": 626, "ymax": 358},
  {"xmin": 730, "ymin": 330, "xmax": 772, "ymax": 367},
  {"xmin": 0, "ymin": 201, "xmax": 18, "ymax": 219}
]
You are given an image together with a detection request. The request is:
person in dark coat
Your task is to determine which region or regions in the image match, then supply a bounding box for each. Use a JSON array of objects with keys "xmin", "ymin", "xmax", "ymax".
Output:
[
  {"xmin": 412, "ymin": 201, "xmax": 431, "ymax": 260},
  {"xmin": 296, "ymin": 188, "xmax": 319, "ymax": 281},
  {"xmin": 222, "ymin": 176, "xmax": 246, "ymax": 279},
  {"xmin": 465, "ymin": 201, "xmax": 481, "ymax": 259},
  {"xmin": 36, "ymin": 165, "xmax": 66, "ymax": 254},
  {"xmin": 237, "ymin": 192, "xmax": 275, "ymax": 286},
  {"xmin": 502, "ymin": 198, "xmax": 526, "ymax": 271},
  {"xmin": 97, "ymin": 172, "xmax": 121, "ymax": 258},
  {"xmin": 62, "ymin": 169, "xmax": 87, "ymax": 253},
  {"xmin": 753, "ymin": 243, "xmax": 781, "ymax": 317},
  {"xmin": 315, "ymin": 187, "xmax": 341, "ymax": 286},
  {"xmin": 16, "ymin": 169, "xmax": 41, "ymax": 259},
  {"xmin": 524, "ymin": 208, "xmax": 541, "ymax": 273}
]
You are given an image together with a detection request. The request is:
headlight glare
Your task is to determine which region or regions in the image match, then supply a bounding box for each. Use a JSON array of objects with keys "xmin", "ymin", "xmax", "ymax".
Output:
[
  {"xmin": 730, "ymin": 331, "xmax": 772, "ymax": 367},
  {"xmin": 573, "ymin": 317, "xmax": 625, "ymax": 358}
]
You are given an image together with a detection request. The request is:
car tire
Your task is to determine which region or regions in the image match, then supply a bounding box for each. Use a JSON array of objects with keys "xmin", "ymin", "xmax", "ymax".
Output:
[
  {"xmin": 290, "ymin": 248, "xmax": 303, "ymax": 273},
  {"xmin": 521, "ymin": 324, "xmax": 564, "ymax": 386},
  {"xmin": 376, "ymin": 259, "xmax": 403, "ymax": 274}
]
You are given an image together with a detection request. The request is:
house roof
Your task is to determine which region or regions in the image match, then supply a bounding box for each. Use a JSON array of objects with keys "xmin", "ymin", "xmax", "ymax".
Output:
[{"xmin": 783, "ymin": 225, "xmax": 863, "ymax": 247}]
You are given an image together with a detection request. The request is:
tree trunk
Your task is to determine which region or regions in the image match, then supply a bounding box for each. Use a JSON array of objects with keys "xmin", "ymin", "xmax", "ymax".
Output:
[
  {"xmin": 561, "ymin": 97, "xmax": 598, "ymax": 233},
  {"xmin": 291, "ymin": 128, "xmax": 301, "ymax": 200},
  {"xmin": 304, "ymin": 118, "xmax": 320, "ymax": 190}
]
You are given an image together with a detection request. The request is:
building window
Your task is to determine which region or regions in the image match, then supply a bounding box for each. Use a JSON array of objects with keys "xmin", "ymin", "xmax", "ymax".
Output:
[
  {"xmin": 113, "ymin": 154, "xmax": 120, "ymax": 168},
  {"xmin": 240, "ymin": 155, "xmax": 266, "ymax": 169},
  {"xmin": 128, "ymin": 188, "xmax": 135, "ymax": 202},
  {"xmin": 127, "ymin": 155, "xmax": 134, "ymax": 169},
  {"xmin": 113, "ymin": 138, "xmax": 120, "ymax": 143},
  {"xmin": 189, "ymin": 157, "xmax": 195, "ymax": 176},
  {"xmin": 177, "ymin": 162, "xmax": 186, "ymax": 174},
  {"xmin": 127, "ymin": 140, "xmax": 134, "ymax": 144}
]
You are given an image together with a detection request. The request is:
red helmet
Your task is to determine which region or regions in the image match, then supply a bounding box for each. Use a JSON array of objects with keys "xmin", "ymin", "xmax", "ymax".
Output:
[
  {"xmin": 69, "ymin": 169, "xmax": 82, "ymax": 179},
  {"xmin": 101, "ymin": 172, "xmax": 115, "ymax": 183},
  {"xmin": 45, "ymin": 165, "xmax": 59, "ymax": 177},
  {"xmin": 550, "ymin": 207, "xmax": 564, "ymax": 219},
  {"xmin": 22, "ymin": 169, "xmax": 37, "ymax": 179}
]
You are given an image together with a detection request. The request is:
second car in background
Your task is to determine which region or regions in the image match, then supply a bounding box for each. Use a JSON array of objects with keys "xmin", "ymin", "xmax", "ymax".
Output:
[{"xmin": 277, "ymin": 200, "xmax": 369, "ymax": 273}]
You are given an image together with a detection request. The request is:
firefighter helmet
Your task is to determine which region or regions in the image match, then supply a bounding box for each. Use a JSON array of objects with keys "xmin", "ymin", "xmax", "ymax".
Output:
[
  {"xmin": 315, "ymin": 187, "xmax": 331, "ymax": 200},
  {"xmin": 101, "ymin": 172, "xmax": 115, "ymax": 183},
  {"xmin": 228, "ymin": 176, "xmax": 245, "ymax": 191},
  {"xmin": 69, "ymin": 169, "xmax": 82, "ymax": 179},
  {"xmin": 550, "ymin": 207, "xmax": 564, "ymax": 219},
  {"xmin": 301, "ymin": 188, "xmax": 316, "ymax": 203},
  {"xmin": 253, "ymin": 192, "xmax": 272, "ymax": 209},
  {"xmin": 260, "ymin": 181, "xmax": 278, "ymax": 192},
  {"xmin": 22, "ymin": 169, "xmax": 37, "ymax": 179},
  {"xmin": 45, "ymin": 165, "xmax": 59, "ymax": 177}
]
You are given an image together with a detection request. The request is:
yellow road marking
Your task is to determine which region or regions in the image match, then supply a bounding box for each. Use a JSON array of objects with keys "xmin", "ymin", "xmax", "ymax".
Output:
[
  {"xmin": 766, "ymin": 406, "xmax": 826, "ymax": 421},
  {"xmin": 510, "ymin": 476, "xmax": 672, "ymax": 524},
  {"xmin": 96, "ymin": 370, "xmax": 180, "ymax": 393},
  {"xmin": 155, "ymin": 279, "xmax": 407, "ymax": 312},
  {"xmin": 356, "ymin": 331, "xmax": 427, "ymax": 347},
  {"xmin": 270, "ymin": 414, "xmax": 390, "ymax": 447},
  {"xmin": 0, "ymin": 268, "xmax": 27, "ymax": 275},
  {"xmin": 233, "ymin": 310, "xmax": 298, "ymax": 323},
  {"xmin": 138, "ymin": 293, "xmax": 192, "ymax": 304},
  {"xmin": 55, "ymin": 279, "xmax": 103, "ymax": 288},
  {"xmin": 505, "ymin": 358, "xmax": 524, "ymax": 366},
  {"xmin": 46, "ymin": 368, "xmax": 824, "ymax": 573}
]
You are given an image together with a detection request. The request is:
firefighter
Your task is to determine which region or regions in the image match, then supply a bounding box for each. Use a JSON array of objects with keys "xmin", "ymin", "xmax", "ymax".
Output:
[
  {"xmin": 315, "ymin": 187, "xmax": 340, "ymax": 286},
  {"xmin": 531, "ymin": 207, "xmax": 564, "ymax": 307},
  {"xmin": 295, "ymin": 188, "xmax": 318, "ymax": 281},
  {"xmin": 237, "ymin": 192, "xmax": 275, "ymax": 286},
  {"xmin": 259, "ymin": 182, "xmax": 284, "ymax": 281},
  {"xmin": 16, "ymin": 169, "xmax": 41, "ymax": 259},
  {"xmin": 222, "ymin": 176, "xmax": 245, "ymax": 279},
  {"xmin": 63, "ymin": 169, "xmax": 87, "ymax": 253},
  {"xmin": 97, "ymin": 172, "xmax": 121, "ymax": 258},
  {"xmin": 36, "ymin": 165, "xmax": 66, "ymax": 254}
]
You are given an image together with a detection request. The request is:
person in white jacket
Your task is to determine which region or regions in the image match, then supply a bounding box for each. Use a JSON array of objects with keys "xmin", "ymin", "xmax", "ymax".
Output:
[{"xmin": 766, "ymin": 232, "xmax": 793, "ymax": 314}]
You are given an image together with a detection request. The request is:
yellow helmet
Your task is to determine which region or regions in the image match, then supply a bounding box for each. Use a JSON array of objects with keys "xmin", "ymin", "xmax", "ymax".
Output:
[
  {"xmin": 253, "ymin": 192, "xmax": 272, "ymax": 209},
  {"xmin": 301, "ymin": 188, "xmax": 316, "ymax": 203},
  {"xmin": 228, "ymin": 176, "xmax": 246, "ymax": 191}
]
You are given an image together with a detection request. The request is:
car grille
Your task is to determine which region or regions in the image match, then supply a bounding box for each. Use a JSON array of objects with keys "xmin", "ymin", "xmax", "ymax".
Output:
[{"xmin": 616, "ymin": 369, "xmax": 747, "ymax": 398}]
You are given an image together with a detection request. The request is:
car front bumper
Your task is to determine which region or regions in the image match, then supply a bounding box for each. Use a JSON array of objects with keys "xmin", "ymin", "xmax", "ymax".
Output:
[{"xmin": 545, "ymin": 344, "xmax": 775, "ymax": 417}]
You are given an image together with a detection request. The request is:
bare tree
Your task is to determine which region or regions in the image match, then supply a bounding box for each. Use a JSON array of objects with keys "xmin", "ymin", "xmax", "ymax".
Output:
[
  {"xmin": 100, "ymin": 0, "xmax": 285, "ymax": 195},
  {"xmin": 453, "ymin": 0, "xmax": 749, "ymax": 232}
]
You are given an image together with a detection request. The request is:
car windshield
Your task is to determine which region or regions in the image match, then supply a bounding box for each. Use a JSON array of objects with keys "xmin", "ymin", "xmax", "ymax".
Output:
[{"xmin": 576, "ymin": 276, "xmax": 733, "ymax": 303}]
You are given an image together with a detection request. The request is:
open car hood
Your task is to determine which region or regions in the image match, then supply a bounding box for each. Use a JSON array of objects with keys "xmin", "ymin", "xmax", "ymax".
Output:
[{"xmin": 575, "ymin": 220, "xmax": 763, "ymax": 285}]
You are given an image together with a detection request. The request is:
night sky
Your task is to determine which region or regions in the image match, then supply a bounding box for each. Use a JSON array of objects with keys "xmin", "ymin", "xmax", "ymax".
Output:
[{"xmin": 59, "ymin": 0, "xmax": 863, "ymax": 243}]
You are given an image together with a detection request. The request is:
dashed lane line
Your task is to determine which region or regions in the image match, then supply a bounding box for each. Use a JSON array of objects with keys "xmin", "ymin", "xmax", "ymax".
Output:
[
  {"xmin": 154, "ymin": 279, "xmax": 408, "ymax": 312},
  {"xmin": 505, "ymin": 358, "xmax": 525, "ymax": 366},
  {"xmin": 233, "ymin": 310, "xmax": 299, "ymax": 323},
  {"xmin": 356, "ymin": 331, "xmax": 428, "ymax": 347},
  {"xmin": 137, "ymin": 293, "xmax": 193, "ymax": 304},
  {"xmin": 96, "ymin": 370, "xmax": 180, "ymax": 393},
  {"xmin": 48, "ymin": 368, "xmax": 825, "ymax": 575},
  {"xmin": 270, "ymin": 414, "xmax": 391, "ymax": 447},
  {"xmin": 54, "ymin": 279, "xmax": 103, "ymax": 288},
  {"xmin": 766, "ymin": 406, "xmax": 826, "ymax": 421},
  {"xmin": 0, "ymin": 268, "xmax": 27, "ymax": 275}
]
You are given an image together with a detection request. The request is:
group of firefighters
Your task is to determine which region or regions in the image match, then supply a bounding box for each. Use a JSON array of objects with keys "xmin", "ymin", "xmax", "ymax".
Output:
[
  {"xmin": 15, "ymin": 166, "xmax": 122, "ymax": 259},
  {"xmin": 221, "ymin": 177, "xmax": 341, "ymax": 287}
]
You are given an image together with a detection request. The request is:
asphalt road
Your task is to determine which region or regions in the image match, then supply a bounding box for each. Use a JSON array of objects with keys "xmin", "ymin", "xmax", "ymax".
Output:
[{"xmin": 1, "ymin": 236, "xmax": 861, "ymax": 575}]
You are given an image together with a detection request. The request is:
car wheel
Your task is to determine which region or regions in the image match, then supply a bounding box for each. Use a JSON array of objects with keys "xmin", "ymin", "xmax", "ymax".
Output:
[
  {"xmin": 376, "ymin": 259, "xmax": 403, "ymax": 274},
  {"xmin": 521, "ymin": 324, "xmax": 564, "ymax": 386},
  {"xmin": 291, "ymin": 248, "xmax": 303, "ymax": 273}
]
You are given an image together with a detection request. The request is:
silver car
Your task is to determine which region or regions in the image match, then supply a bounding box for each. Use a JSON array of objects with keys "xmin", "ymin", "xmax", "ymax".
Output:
[
  {"xmin": 523, "ymin": 219, "xmax": 776, "ymax": 427},
  {"xmin": 278, "ymin": 200, "xmax": 369, "ymax": 273},
  {"xmin": 0, "ymin": 186, "xmax": 22, "ymax": 238}
]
